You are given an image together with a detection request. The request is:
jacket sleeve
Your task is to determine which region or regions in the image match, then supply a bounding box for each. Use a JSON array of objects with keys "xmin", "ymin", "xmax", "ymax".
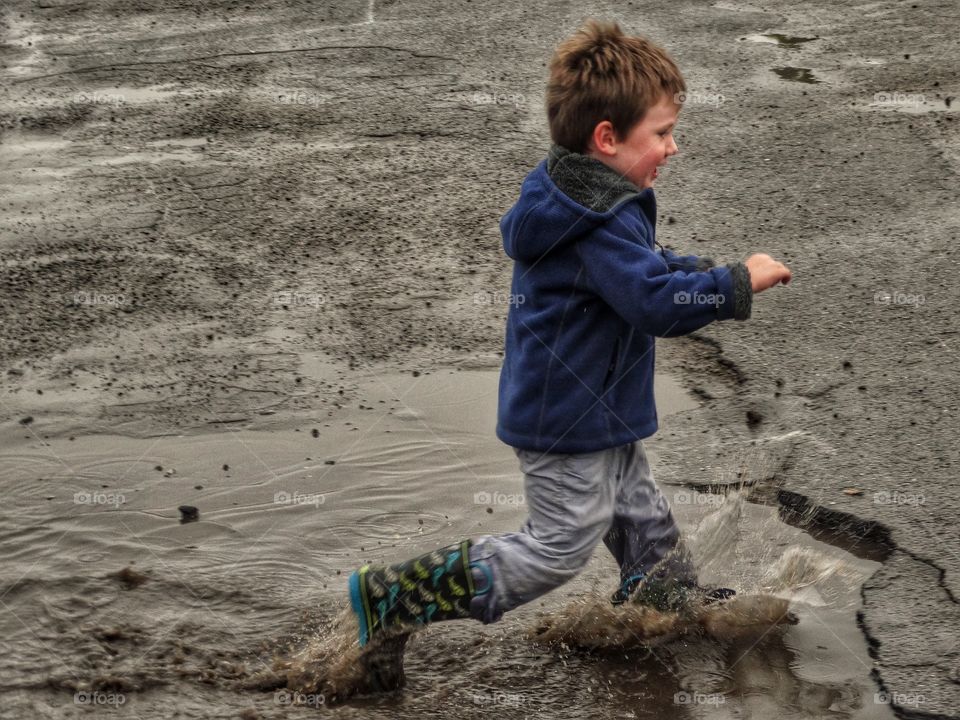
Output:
[
  {"xmin": 660, "ymin": 247, "xmax": 716, "ymax": 273},
  {"xmin": 576, "ymin": 226, "xmax": 753, "ymax": 337}
]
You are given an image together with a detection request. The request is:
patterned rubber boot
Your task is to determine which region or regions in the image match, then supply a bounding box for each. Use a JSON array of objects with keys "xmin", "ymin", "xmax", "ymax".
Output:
[{"xmin": 348, "ymin": 540, "xmax": 490, "ymax": 647}]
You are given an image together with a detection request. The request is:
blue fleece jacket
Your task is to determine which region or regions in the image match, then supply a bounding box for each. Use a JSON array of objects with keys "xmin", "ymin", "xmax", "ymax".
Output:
[{"xmin": 495, "ymin": 146, "xmax": 752, "ymax": 454}]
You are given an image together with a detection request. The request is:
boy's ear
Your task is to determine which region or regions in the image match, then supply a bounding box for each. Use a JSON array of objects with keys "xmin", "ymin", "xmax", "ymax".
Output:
[{"xmin": 589, "ymin": 120, "xmax": 619, "ymax": 157}]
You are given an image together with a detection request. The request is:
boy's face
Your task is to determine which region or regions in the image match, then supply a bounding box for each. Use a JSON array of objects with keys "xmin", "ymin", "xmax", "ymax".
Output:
[{"xmin": 586, "ymin": 93, "xmax": 681, "ymax": 190}]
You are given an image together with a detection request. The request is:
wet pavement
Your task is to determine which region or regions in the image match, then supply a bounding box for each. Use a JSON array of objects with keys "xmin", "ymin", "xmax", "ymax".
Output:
[{"xmin": 2, "ymin": 0, "xmax": 959, "ymax": 717}]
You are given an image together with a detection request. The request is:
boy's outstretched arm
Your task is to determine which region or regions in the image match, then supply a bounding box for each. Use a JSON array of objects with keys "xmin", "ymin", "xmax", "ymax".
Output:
[{"xmin": 576, "ymin": 228, "xmax": 791, "ymax": 338}]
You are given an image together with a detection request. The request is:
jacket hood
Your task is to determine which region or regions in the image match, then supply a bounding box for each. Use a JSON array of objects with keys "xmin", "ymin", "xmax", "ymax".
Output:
[{"xmin": 500, "ymin": 145, "xmax": 651, "ymax": 262}]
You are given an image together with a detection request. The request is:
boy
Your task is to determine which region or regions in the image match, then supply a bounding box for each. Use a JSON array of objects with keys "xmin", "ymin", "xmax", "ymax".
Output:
[{"xmin": 346, "ymin": 18, "xmax": 791, "ymax": 683}]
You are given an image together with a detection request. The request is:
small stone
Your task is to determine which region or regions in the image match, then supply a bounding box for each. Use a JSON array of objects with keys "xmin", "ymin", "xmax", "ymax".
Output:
[
  {"xmin": 112, "ymin": 565, "xmax": 149, "ymax": 589},
  {"xmin": 842, "ymin": 488, "xmax": 864, "ymax": 496},
  {"xmin": 178, "ymin": 505, "xmax": 199, "ymax": 523},
  {"xmin": 311, "ymin": 428, "xmax": 319, "ymax": 438},
  {"xmin": 18, "ymin": 416, "xmax": 33, "ymax": 425},
  {"xmin": 222, "ymin": 464, "xmax": 229, "ymax": 471},
  {"xmin": 324, "ymin": 460, "xmax": 335, "ymax": 465}
]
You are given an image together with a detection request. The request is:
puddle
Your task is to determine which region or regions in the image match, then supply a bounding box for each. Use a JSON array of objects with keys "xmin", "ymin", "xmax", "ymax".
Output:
[
  {"xmin": 862, "ymin": 96, "xmax": 956, "ymax": 115},
  {"xmin": 0, "ymin": 130, "xmax": 208, "ymax": 178},
  {"xmin": 100, "ymin": 85, "xmax": 182, "ymax": 104},
  {"xmin": 0, "ymin": 132, "xmax": 72, "ymax": 164},
  {"xmin": 743, "ymin": 33, "xmax": 819, "ymax": 47},
  {"xmin": 81, "ymin": 145, "xmax": 206, "ymax": 166},
  {"xmin": 0, "ymin": 367, "xmax": 892, "ymax": 718},
  {"xmin": 713, "ymin": 0, "xmax": 772, "ymax": 12},
  {"xmin": 1, "ymin": 14, "xmax": 46, "ymax": 77},
  {"xmin": 772, "ymin": 66, "xmax": 823, "ymax": 84}
]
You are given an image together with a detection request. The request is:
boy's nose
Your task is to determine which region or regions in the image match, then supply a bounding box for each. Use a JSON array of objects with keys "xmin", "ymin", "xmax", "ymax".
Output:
[{"xmin": 667, "ymin": 137, "xmax": 679, "ymax": 156}]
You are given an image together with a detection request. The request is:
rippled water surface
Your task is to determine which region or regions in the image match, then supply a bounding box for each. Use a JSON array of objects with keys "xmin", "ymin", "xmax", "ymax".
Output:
[{"xmin": 0, "ymin": 368, "xmax": 893, "ymax": 718}]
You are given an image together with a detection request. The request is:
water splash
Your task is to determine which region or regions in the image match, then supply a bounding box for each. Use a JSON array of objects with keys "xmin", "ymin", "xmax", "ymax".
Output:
[
  {"xmin": 526, "ymin": 490, "xmax": 863, "ymax": 652},
  {"xmin": 244, "ymin": 609, "xmax": 420, "ymax": 704}
]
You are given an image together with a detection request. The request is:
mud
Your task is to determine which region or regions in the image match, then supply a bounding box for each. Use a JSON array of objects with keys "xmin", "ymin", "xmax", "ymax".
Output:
[{"xmin": 2, "ymin": 0, "xmax": 959, "ymax": 717}]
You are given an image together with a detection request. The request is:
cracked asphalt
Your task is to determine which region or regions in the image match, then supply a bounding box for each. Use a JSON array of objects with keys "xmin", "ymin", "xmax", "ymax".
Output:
[{"xmin": 1, "ymin": 0, "xmax": 958, "ymax": 717}]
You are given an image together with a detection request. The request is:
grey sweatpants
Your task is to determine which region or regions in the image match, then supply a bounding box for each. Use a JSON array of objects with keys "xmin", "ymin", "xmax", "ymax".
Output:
[{"xmin": 469, "ymin": 440, "xmax": 692, "ymax": 623}]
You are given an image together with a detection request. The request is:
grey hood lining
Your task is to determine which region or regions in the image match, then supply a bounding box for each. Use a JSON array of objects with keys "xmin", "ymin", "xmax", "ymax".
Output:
[{"xmin": 547, "ymin": 144, "xmax": 641, "ymax": 213}]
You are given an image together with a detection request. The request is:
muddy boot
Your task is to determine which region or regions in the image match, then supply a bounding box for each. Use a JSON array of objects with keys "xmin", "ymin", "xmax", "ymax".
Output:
[
  {"xmin": 358, "ymin": 631, "xmax": 410, "ymax": 693},
  {"xmin": 612, "ymin": 573, "xmax": 736, "ymax": 613},
  {"xmin": 349, "ymin": 540, "xmax": 492, "ymax": 646}
]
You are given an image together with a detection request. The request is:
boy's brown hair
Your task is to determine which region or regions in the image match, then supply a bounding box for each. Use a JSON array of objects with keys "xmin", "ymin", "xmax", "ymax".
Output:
[{"xmin": 546, "ymin": 19, "xmax": 686, "ymax": 154}]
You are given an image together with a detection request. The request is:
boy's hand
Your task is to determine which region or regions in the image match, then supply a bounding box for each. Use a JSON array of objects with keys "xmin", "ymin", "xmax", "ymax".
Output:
[{"xmin": 744, "ymin": 253, "xmax": 792, "ymax": 292}]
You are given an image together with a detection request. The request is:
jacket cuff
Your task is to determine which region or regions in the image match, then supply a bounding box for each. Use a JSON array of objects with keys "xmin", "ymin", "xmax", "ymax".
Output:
[
  {"xmin": 694, "ymin": 256, "xmax": 716, "ymax": 271},
  {"xmin": 726, "ymin": 262, "xmax": 753, "ymax": 320}
]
